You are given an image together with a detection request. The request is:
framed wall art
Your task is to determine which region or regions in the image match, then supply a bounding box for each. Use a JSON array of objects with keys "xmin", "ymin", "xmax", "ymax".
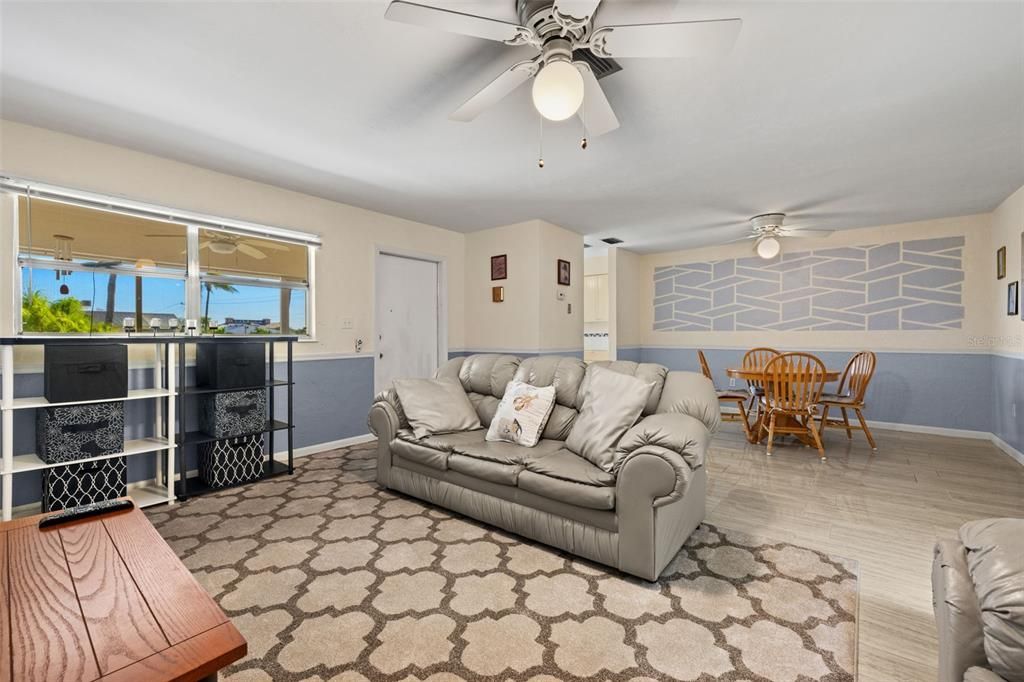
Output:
[
  {"xmin": 557, "ymin": 259, "xmax": 571, "ymax": 286},
  {"xmin": 491, "ymin": 254, "xmax": 507, "ymax": 281}
]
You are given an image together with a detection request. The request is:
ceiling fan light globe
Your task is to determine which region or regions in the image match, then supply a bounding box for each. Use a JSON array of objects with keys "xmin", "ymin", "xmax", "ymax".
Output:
[
  {"xmin": 531, "ymin": 60, "xmax": 584, "ymax": 121},
  {"xmin": 755, "ymin": 236, "xmax": 781, "ymax": 259}
]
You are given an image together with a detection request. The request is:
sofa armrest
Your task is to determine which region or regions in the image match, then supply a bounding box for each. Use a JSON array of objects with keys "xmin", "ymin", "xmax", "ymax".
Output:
[
  {"xmin": 656, "ymin": 371, "xmax": 721, "ymax": 434},
  {"xmin": 368, "ymin": 388, "xmax": 407, "ymax": 439},
  {"xmin": 933, "ymin": 539, "xmax": 988, "ymax": 682},
  {"xmin": 614, "ymin": 413, "xmax": 710, "ymax": 507}
]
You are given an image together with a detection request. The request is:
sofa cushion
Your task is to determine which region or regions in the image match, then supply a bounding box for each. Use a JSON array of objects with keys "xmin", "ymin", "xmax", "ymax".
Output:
[
  {"xmin": 448, "ymin": 454, "xmax": 520, "ymax": 485},
  {"xmin": 518, "ymin": 448, "xmax": 615, "ymax": 510},
  {"xmin": 393, "ymin": 429, "xmax": 488, "ymax": 471},
  {"xmin": 588, "ymin": 360, "xmax": 668, "ymax": 416},
  {"xmin": 960, "ymin": 518, "xmax": 1024, "ymax": 682},
  {"xmin": 457, "ymin": 438, "xmax": 563, "ymax": 465},
  {"xmin": 486, "ymin": 380, "xmax": 557, "ymax": 447},
  {"xmin": 566, "ymin": 365, "xmax": 654, "ymax": 472},
  {"xmin": 459, "ymin": 354, "xmax": 521, "ymax": 398},
  {"xmin": 513, "ymin": 356, "xmax": 586, "ymax": 409},
  {"xmin": 393, "ymin": 378, "xmax": 482, "ymax": 439},
  {"xmin": 656, "ymin": 371, "xmax": 722, "ymax": 434}
]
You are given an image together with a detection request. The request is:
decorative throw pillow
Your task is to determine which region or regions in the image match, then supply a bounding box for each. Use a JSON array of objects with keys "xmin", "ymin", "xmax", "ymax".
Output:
[
  {"xmin": 393, "ymin": 378, "xmax": 482, "ymax": 439},
  {"xmin": 566, "ymin": 365, "xmax": 655, "ymax": 472},
  {"xmin": 485, "ymin": 380, "xmax": 556, "ymax": 447}
]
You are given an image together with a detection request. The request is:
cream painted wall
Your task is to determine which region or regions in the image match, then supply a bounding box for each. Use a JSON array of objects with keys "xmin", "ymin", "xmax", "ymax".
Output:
[
  {"xmin": 463, "ymin": 219, "xmax": 582, "ymax": 353},
  {"xmin": 612, "ymin": 247, "xmax": 644, "ymax": 349},
  {"xmin": 638, "ymin": 213, "xmax": 992, "ymax": 352},
  {"xmin": 537, "ymin": 220, "xmax": 582, "ymax": 352},
  {"xmin": 462, "ymin": 220, "xmax": 541, "ymax": 352},
  {"xmin": 0, "ymin": 120, "xmax": 466, "ymax": 359},
  {"xmin": 990, "ymin": 184, "xmax": 1024, "ymax": 356}
]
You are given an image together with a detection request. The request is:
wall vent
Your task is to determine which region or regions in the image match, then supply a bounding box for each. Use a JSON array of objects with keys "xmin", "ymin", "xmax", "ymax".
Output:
[{"xmin": 601, "ymin": 237, "xmax": 623, "ymax": 245}]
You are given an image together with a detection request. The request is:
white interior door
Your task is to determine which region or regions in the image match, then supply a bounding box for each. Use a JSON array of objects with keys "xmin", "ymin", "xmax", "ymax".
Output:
[{"xmin": 375, "ymin": 253, "xmax": 440, "ymax": 393}]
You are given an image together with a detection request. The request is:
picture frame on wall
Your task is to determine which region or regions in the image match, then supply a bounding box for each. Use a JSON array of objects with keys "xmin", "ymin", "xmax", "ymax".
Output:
[
  {"xmin": 557, "ymin": 259, "xmax": 571, "ymax": 286},
  {"xmin": 996, "ymin": 246, "xmax": 1006, "ymax": 279},
  {"xmin": 1009, "ymin": 281, "xmax": 1019, "ymax": 317},
  {"xmin": 490, "ymin": 254, "xmax": 507, "ymax": 281}
]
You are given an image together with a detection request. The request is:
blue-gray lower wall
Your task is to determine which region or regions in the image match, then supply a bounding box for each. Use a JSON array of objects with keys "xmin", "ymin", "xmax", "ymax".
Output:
[
  {"xmin": 637, "ymin": 347, "xmax": 994, "ymax": 433},
  {"xmin": 992, "ymin": 353, "xmax": 1024, "ymax": 455},
  {"xmin": 11, "ymin": 356, "xmax": 374, "ymax": 507}
]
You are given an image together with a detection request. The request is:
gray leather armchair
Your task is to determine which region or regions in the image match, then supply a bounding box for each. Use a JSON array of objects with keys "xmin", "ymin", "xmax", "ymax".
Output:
[
  {"xmin": 368, "ymin": 354, "xmax": 719, "ymax": 580},
  {"xmin": 933, "ymin": 518, "xmax": 1024, "ymax": 682}
]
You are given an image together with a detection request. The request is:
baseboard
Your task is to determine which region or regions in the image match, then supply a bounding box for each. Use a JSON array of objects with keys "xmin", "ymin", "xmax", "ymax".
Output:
[
  {"xmin": 276, "ymin": 433, "xmax": 375, "ymax": 459},
  {"xmin": 718, "ymin": 408, "xmax": 1024, "ymax": 468},
  {"xmin": 991, "ymin": 434, "xmax": 1024, "ymax": 467}
]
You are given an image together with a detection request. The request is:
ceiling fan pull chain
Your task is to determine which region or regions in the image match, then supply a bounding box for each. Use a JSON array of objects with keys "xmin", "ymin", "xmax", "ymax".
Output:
[
  {"xmin": 580, "ymin": 91, "xmax": 588, "ymax": 150},
  {"xmin": 538, "ymin": 115, "xmax": 545, "ymax": 168}
]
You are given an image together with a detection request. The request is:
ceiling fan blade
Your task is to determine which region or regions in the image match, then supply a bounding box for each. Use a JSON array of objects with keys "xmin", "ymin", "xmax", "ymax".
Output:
[
  {"xmin": 780, "ymin": 229, "xmax": 835, "ymax": 238},
  {"xmin": 589, "ymin": 18, "xmax": 741, "ymax": 58},
  {"xmin": 552, "ymin": 0, "xmax": 602, "ymax": 28},
  {"xmin": 575, "ymin": 62, "xmax": 619, "ymax": 137},
  {"xmin": 385, "ymin": 1, "xmax": 530, "ymax": 43},
  {"xmin": 236, "ymin": 243, "xmax": 267, "ymax": 259},
  {"xmin": 450, "ymin": 57, "xmax": 541, "ymax": 122},
  {"xmin": 723, "ymin": 234, "xmax": 759, "ymax": 244}
]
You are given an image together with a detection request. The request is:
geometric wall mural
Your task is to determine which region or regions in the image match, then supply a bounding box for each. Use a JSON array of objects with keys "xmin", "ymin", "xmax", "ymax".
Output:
[{"xmin": 653, "ymin": 236, "xmax": 965, "ymax": 331}]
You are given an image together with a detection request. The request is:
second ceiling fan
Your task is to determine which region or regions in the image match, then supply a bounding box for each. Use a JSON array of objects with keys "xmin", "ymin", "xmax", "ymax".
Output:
[{"xmin": 385, "ymin": 0, "xmax": 742, "ymax": 137}]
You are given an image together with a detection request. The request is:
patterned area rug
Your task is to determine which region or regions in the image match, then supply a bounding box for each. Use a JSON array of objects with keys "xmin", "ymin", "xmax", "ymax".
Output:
[{"xmin": 147, "ymin": 441, "xmax": 858, "ymax": 681}]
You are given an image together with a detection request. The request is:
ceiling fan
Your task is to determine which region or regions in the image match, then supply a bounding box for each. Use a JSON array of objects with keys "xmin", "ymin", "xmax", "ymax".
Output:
[
  {"xmin": 384, "ymin": 0, "xmax": 742, "ymax": 137},
  {"xmin": 729, "ymin": 213, "xmax": 835, "ymax": 259},
  {"xmin": 145, "ymin": 233, "xmax": 289, "ymax": 260}
]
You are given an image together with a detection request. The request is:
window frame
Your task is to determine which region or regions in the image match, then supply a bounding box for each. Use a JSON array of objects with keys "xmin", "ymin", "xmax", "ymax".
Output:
[{"xmin": 3, "ymin": 181, "xmax": 319, "ymax": 339}]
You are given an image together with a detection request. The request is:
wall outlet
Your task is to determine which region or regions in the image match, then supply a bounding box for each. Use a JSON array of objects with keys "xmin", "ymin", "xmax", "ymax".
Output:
[
  {"xmin": 1013, "ymin": 403, "xmax": 1017, "ymax": 418},
  {"xmin": 341, "ymin": 318, "xmax": 354, "ymax": 330}
]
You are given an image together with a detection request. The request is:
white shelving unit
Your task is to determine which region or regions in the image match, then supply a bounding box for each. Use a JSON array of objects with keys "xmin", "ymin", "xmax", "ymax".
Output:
[{"xmin": 0, "ymin": 339, "xmax": 177, "ymax": 521}]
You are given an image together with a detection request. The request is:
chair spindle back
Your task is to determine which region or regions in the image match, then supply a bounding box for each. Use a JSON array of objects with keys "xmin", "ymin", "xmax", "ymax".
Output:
[
  {"xmin": 742, "ymin": 347, "xmax": 780, "ymax": 392},
  {"xmin": 697, "ymin": 350, "xmax": 713, "ymax": 382},
  {"xmin": 839, "ymin": 351, "xmax": 876, "ymax": 402},
  {"xmin": 763, "ymin": 352, "xmax": 827, "ymax": 413}
]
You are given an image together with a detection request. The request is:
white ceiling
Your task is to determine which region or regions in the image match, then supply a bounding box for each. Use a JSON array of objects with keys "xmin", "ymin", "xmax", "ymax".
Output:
[{"xmin": 2, "ymin": 1, "xmax": 1022, "ymax": 253}]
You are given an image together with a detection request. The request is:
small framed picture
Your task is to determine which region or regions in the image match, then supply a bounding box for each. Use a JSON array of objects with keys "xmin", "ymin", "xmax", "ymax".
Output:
[
  {"xmin": 490, "ymin": 254, "xmax": 507, "ymax": 281},
  {"xmin": 557, "ymin": 259, "xmax": 571, "ymax": 286},
  {"xmin": 1009, "ymin": 281, "xmax": 1019, "ymax": 316},
  {"xmin": 491, "ymin": 286, "xmax": 504, "ymax": 303},
  {"xmin": 997, "ymin": 246, "xmax": 1006, "ymax": 279}
]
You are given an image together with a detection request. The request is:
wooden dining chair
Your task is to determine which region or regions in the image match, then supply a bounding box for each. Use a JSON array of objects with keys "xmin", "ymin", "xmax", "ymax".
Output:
[
  {"xmin": 819, "ymin": 351, "xmax": 878, "ymax": 450},
  {"xmin": 697, "ymin": 350, "xmax": 752, "ymax": 440},
  {"xmin": 762, "ymin": 352, "xmax": 828, "ymax": 460},
  {"xmin": 741, "ymin": 347, "xmax": 780, "ymax": 423}
]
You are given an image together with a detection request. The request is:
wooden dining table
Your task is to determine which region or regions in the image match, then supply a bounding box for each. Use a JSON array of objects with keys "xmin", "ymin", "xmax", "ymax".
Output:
[{"xmin": 725, "ymin": 366, "xmax": 841, "ymax": 445}]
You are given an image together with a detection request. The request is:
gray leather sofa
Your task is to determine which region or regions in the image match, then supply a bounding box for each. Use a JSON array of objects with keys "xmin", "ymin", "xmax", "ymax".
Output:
[
  {"xmin": 932, "ymin": 518, "xmax": 1024, "ymax": 682},
  {"xmin": 368, "ymin": 354, "xmax": 719, "ymax": 581}
]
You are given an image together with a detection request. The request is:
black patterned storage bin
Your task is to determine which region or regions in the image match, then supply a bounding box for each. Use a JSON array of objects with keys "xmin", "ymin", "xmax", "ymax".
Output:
[
  {"xmin": 198, "ymin": 389, "xmax": 267, "ymax": 438},
  {"xmin": 41, "ymin": 456, "xmax": 127, "ymax": 512},
  {"xmin": 198, "ymin": 435, "xmax": 264, "ymax": 488},
  {"xmin": 36, "ymin": 402, "xmax": 125, "ymax": 464}
]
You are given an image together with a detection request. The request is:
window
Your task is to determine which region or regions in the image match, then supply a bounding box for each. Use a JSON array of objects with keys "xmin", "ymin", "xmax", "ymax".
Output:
[
  {"xmin": 197, "ymin": 229, "xmax": 310, "ymax": 335},
  {"xmin": 10, "ymin": 188, "xmax": 317, "ymax": 337}
]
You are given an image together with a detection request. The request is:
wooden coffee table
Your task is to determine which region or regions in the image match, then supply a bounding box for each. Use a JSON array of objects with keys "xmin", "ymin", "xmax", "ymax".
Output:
[{"xmin": 0, "ymin": 500, "xmax": 246, "ymax": 681}]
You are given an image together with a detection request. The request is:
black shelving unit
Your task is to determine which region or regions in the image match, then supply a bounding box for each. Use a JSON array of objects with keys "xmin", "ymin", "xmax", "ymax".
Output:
[{"xmin": 174, "ymin": 336, "xmax": 296, "ymax": 500}]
